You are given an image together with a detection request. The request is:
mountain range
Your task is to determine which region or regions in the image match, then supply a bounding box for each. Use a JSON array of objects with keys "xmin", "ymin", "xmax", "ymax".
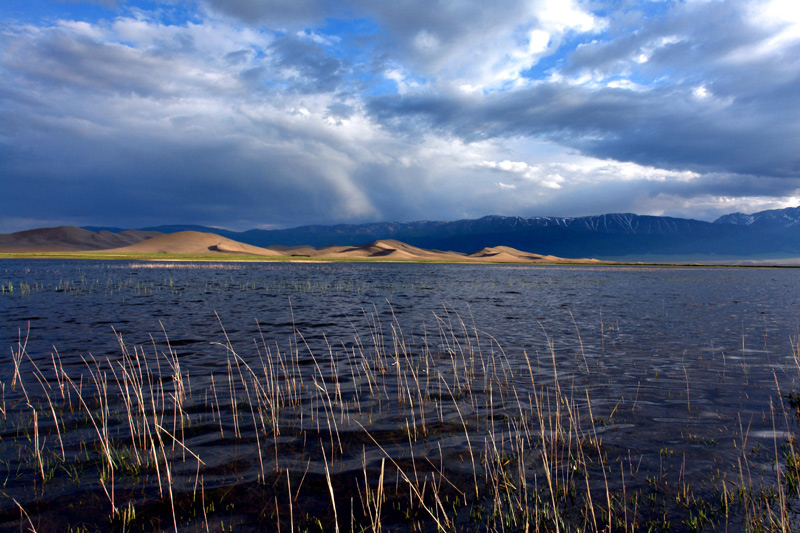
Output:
[{"xmin": 82, "ymin": 206, "xmax": 800, "ymax": 259}]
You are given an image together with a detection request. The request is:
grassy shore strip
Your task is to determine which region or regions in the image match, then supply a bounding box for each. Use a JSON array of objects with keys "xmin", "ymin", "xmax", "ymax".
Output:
[
  {"xmin": 0, "ymin": 250, "xmax": 600, "ymax": 264},
  {"xmin": 3, "ymin": 250, "xmax": 799, "ymax": 267}
]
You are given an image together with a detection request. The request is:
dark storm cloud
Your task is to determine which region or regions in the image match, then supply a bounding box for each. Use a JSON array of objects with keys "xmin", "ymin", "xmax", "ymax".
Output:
[
  {"xmin": 640, "ymin": 167, "xmax": 800, "ymax": 203},
  {"xmin": 325, "ymin": 102, "xmax": 354, "ymax": 120},
  {"xmin": 200, "ymin": 0, "xmax": 327, "ymax": 26},
  {"xmin": 224, "ymin": 49, "xmax": 251, "ymax": 65},
  {"xmin": 0, "ymin": 20, "xmax": 375, "ymax": 230},
  {"xmin": 0, "ymin": 115, "xmax": 372, "ymax": 230},
  {"xmin": 2, "ymin": 28, "xmax": 181, "ymax": 97},
  {"xmin": 269, "ymin": 35, "xmax": 343, "ymax": 93},
  {"xmin": 367, "ymin": 68, "xmax": 800, "ymax": 179},
  {"xmin": 566, "ymin": 3, "xmax": 759, "ymax": 79}
]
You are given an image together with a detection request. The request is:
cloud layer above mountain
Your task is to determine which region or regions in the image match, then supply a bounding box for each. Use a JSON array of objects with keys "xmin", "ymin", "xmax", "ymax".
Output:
[{"xmin": 1, "ymin": 0, "xmax": 799, "ymax": 231}]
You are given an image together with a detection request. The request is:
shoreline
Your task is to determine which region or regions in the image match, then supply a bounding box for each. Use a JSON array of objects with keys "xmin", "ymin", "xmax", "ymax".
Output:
[{"xmin": 2, "ymin": 250, "xmax": 799, "ymax": 268}]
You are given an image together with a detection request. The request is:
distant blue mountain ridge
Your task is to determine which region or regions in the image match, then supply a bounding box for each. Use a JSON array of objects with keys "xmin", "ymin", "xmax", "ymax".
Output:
[{"xmin": 82, "ymin": 206, "xmax": 800, "ymax": 259}]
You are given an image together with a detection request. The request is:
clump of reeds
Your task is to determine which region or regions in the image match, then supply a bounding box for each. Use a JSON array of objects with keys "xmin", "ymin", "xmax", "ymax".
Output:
[{"xmin": 2, "ymin": 306, "xmax": 799, "ymax": 532}]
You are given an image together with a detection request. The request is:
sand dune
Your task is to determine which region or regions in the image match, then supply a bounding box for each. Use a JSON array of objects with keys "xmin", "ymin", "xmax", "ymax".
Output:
[
  {"xmin": 106, "ymin": 231, "xmax": 284, "ymax": 256},
  {"xmin": 306, "ymin": 240, "xmax": 467, "ymax": 261},
  {"xmin": 467, "ymin": 246, "xmax": 586, "ymax": 263},
  {"xmin": 266, "ymin": 244, "xmax": 319, "ymax": 256},
  {"xmin": 1, "ymin": 226, "xmax": 599, "ymax": 263},
  {"xmin": 279, "ymin": 240, "xmax": 595, "ymax": 262},
  {"xmin": 0, "ymin": 226, "xmax": 161, "ymax": 252}
]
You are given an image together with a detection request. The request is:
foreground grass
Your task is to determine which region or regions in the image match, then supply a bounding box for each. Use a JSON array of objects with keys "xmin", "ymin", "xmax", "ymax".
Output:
[{"xmin": 1, "ymin": 307, "xmax": 799, "ymax": 532}]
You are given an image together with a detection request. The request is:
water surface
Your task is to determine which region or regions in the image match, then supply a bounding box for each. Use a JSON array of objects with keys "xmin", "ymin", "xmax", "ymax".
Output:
[{"xmin": 1, "ymin": 260, "xmax": 798, "ymax": 531}]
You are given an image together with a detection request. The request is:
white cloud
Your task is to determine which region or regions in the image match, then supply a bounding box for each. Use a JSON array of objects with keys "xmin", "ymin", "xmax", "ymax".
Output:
[
  {"xmin": 633, "ymin": 194, "xmax": 800, "ymax": 221},
  {"xmin": 692, "ymin": 85, "xmax": 710, "ymax": 99},
  {"xmin": 479, "ymin": 159, "xmax": 563, "ymax": 189},
  {"xmin": 57, "ymin": 19, "xmax": 109, "ymax": 40},
  {"xmin": 747, "ymin": 0, "xmax": 800, "ymax": 51},
  {"xmin": 606, "ymin": 79, "xmax": 648, "ymax": 91},
  {"xmin": 527, "ymin": 30, "xmax": 550, "ymax": 55},
  {"xmin": 297, "ymin": 30, "xmax": 340, "ymax": 46},
  {"xmin": 537, "ymin": 0, "xmax": 604, "ymax": 34},
  {"xmin": 384, "ymin": 65, "xmax": 424, "ymax": 94},
  {"xmin": 477, "ymin": 153, "xmax": 702, "ymax": 197}
]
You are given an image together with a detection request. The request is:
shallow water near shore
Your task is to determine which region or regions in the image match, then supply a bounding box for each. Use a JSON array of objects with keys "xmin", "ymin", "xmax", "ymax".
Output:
[{"xmin": 1, "ymin": 260, "xmax": 800, "ymax": 531}]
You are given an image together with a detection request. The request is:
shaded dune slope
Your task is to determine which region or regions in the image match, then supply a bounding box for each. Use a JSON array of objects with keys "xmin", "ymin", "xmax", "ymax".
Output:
[{"xmin": 0, "ymin": 226, "xmax": 161, "ymax": 252}]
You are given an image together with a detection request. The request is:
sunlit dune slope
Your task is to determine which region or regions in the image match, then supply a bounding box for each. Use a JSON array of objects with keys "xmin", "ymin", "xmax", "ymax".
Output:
[
  {"xmin": 266, "ymin": 245, "xmax": 319, "ymax": 256},
  {"xmin": 106, "ymin": 231, "xmax": 284, "ymax": 256},
  {"xmin": 302, "ymin": 240, "xmax": 468, "ymax": 260},
  {"xmin": 469, "ymin": 246, "xmax": 600, "ymax": 263}
]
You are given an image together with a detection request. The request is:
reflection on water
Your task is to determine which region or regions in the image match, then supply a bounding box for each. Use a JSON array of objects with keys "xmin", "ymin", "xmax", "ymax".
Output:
[{"xmin": 1, "ymin": 260, "xmax": 799, "ymax": 531}]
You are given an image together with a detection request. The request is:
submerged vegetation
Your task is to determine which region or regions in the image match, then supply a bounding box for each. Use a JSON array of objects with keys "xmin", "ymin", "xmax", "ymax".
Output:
[{"xmin": 2, "ymin": 301, "xmax": 800, "ymax": 532}]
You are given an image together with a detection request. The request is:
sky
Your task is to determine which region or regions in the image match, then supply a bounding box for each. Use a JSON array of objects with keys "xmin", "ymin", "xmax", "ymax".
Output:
[{"xmin": 1, "ymin": 0, "xmax": 799, "ymax": 232}]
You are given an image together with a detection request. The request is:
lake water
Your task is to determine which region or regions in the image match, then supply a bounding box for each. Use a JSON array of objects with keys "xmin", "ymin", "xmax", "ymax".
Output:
[{"xmin": 1, "ymin": 260, "xmax": 799, "ymax": 531}]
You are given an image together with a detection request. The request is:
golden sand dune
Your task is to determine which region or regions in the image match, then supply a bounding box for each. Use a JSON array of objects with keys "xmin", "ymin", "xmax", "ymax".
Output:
[
  {"xmin": 471, "ymin": 246, "xmax": 550, "ymax": 262},
  {"xmin": 298, "ymin": 240, "xmax": 468, "ymax": 261},
  {"xmin": 303, "ymin": 240, "xmax": 596, "ymax": 262},
  {"xmin": 469, "ymin": 246, "xmax": 600, "ymax": 263},
  {"xmin": 0, "ymin": 226, "xmax": 161, "ymax": 252},
  {"xmin": 1, "ymin": 226, "xmax": 600, "ymax": 263},
  {"xmin": 106, "ymin": 231, "xmax": 283, "ymax": 256},
  {"xmin": 266, "ymin": 244, "xmax": 319, "ymax": 256}
]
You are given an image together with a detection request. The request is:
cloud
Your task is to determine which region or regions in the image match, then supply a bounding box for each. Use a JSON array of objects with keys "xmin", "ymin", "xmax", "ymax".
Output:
[
  {"xmin": 269, "ymin": 34, "xmax": 344, "ymax": 93},
  {"xmin": 368, "ymin": 70, "xmax": 800, "ymax": 180},
  {"xmin": 479, "ymin": 160, "xmax": 564, "ymax": 189},
  {"xmin": 0, "ymin": 17, "xmax": 372, "ymax": 229},
  {"xmin": 197, "ymin": 0, "xmax": 605, "ymax": 91},
  {"xmin": 199, "ymin": 0, "xmax": 328, "ymax": 27},
  {"xmin": 61, "ymin": 0, "xmax": 125, "ymax": 7},
  {"xmin": 1, "ymin": 0, "xmax": 799, "ymax": 233},
  {"xmin": 360, "ymin": 0, "xmax": 800, "ymax": 180}
]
